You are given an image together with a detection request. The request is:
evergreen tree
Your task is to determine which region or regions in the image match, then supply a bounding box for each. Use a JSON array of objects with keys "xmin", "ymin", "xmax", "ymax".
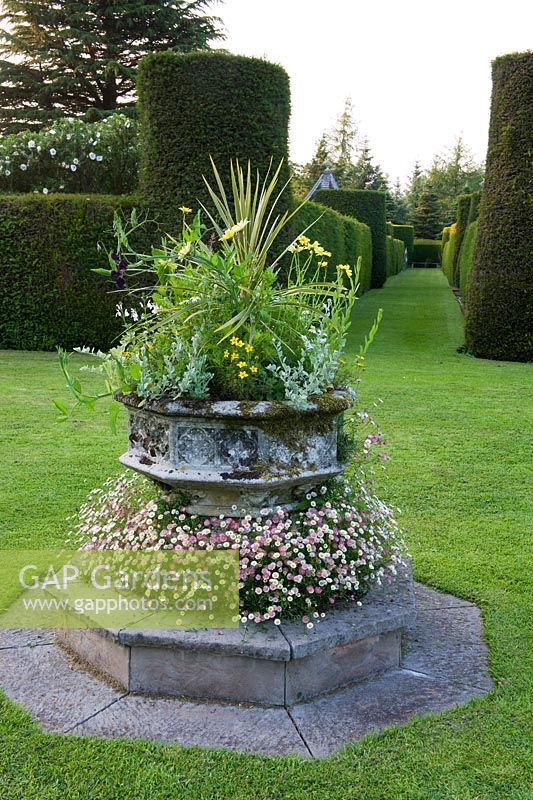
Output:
[
  {"xmin": 426, "ymin": 136, "xmax": 484, "ymax": 225},
  {"xmin": 405, "ymin": 160, "xmax": 425, "ymax": 219},
  {"xmin": 352, "ymin": 138, "xmax": 387, "ymax": 190},
  {"xmin": 387, "ymin": 178, "xmax": 409, "ymax": 224},
  {"xmin": 0, "ymin": 0, "xmax": 223, "ymax": 132},
  {"xmin": 299, "ymin": 133, "xmax": 331, "ymax": 191},
  {"xmin": 329, "ymin": 97, "xmax": 358, "ymax": 186},
  {"xmin": 411, "ymin": 185, "xmax": 442, "ymax": 239}
]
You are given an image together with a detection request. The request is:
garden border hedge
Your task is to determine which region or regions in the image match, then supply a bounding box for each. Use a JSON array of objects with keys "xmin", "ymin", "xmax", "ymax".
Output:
[
  {"xmin": 412, "ymin": 239, "xmax": 441, "ymax": 266},
  {"xmin": 389, "ymin": 223, "xmax": 414, "ymax": 263},
  {"xmin": 313, "ymin": 189, "xmax": 387, "ymax": 289},
  {"xmin": 0, "ymin": 194, "xmax": 147, "ymax": 350}
]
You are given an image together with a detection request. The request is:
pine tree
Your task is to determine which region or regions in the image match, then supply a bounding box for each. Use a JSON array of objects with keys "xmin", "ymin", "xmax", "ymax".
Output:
[
  {"xmin": 329, "ymin": 97, "xmax": 358, "ymax": 186},
  {"xmin": 411, "ymin": 185, "xmax": 442, "ymax": 239},
  {"xmin": 405, "ymin": 160, "xmax": 425, "ymax": 219},
  {"xmin": 0, "ymin": 0, "xmax": 223, "ymax": 132},
  {"xmin": 387, "ymin": 178, "xmax": 409, "ymax": 224},
  {"xmin": 352, "ymin": 139, "xmax": 387, "ymax": 190},
  {"xmin": 426, "ymin": 136, "xmax": 484, "ymax": 226},
  {"xmin": 300, "ymin": 133, "xmax": 331, "ymax": 190}
]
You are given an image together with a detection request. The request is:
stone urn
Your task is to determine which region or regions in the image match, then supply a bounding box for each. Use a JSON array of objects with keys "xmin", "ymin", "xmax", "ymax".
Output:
[{"xmin": 116, "ymin": 390, "xmax": 353, "ymax": 516}]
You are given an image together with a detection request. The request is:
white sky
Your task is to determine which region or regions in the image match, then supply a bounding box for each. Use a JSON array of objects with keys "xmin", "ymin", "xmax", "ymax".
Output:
[{"xmin": 216, "ymin": 0, "xmax": 532, "ymax": 185}]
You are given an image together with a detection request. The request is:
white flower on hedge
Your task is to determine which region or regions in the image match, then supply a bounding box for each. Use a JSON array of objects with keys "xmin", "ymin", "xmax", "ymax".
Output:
[
  {"xmin": 66, "ymin": 134, "xmax": 72, "ymax": 140},
  {"xmin": 28, "ymin": 140, "xmax": 36, "ymax": 148},
  {"xmin": 89, "ymin": 152, "xmax": 96, "ymax": 160},
  {"xmin": 70, "ymin": 164, "xmax": 77, "ymax": 171},
  {"xmin": 96, "ymin": 155, "xmax": 103, "ymax": 162},
  {"xmin": 5, "ymin": 169, "xmax": 10, "ymax": 176},
  {"xmin": 73, "ymin": 158, "xmax": 79, "ymax": 165},
  {"xmin": 19, "ymin": 163, "xmax": 27, "ymax": 171},
  {"xmin": 42, "ymin": 187, "xmax": 48, "ymax": 194},
  {"xmin": 49, "ymin": 148, "xmax": 56, "ymax": 156}
]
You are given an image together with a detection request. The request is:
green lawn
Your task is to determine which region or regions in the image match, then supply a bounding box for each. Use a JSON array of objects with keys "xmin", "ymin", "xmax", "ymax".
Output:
[{"xmin": 0, "ymin": 268, "xmax": 531, "ymax": 799}]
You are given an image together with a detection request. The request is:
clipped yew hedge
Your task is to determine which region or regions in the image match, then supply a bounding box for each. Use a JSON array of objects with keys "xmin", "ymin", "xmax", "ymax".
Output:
[
  {"xmin": 458, "ymin": 220, "xmax": 479, "ymax": 304},
  {"xmin": 313, "ymin": 189, "xmax": 387, "ymax": 289},
  {"xmin": 452, "ymin": 194, "xmax": 472, "ymax": 284},
  {"xmin": 412, "ymin": 239, "xmax": 442, "ymax": 265},
  {"xmin": 389, "ymin": 223, "xmax": 414, "ymax": 263},
  {"xmin": 467, "ymin": 191, "xmax": 482, "ymax": 224},
  {"xmin": 441, "ymin": 225, "xmax": 457, "ymax": 284},
  {"xmin": 386, "ymin": 236, "xmax": 405, "ymax": 277},
  {"xmin": 290, "ymin": 200, "xmax": 373, "ymax": 294},
  {"xmin": 137, "ymin": 51, "xmax": 291, "ymax": 233},
  {"xmin": 466, "ymin": 52, "xmax": 533, "ymax": 361},
  {"xmin": 0, "ymin": 194, "xmax": 145, "ymax": 350}
]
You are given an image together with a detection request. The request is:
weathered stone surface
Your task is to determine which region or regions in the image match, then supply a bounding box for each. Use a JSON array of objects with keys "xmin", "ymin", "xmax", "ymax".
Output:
[
  {"xmin": 285, "ymin": 630, "xmax": 401, "ymax": 705},
  {"xmin": 119, "ymin": 620, "xmax": 291, "ymax": 661},
  {"xmin": 403, "ymin": 606, "xmax": 493, "ymax": 690},
  {"xmin": 0, "ymin": 644, "xmax": 123, "ymax": 732},
  {"xmin": 290, "ymin": 669, "xmax": 488, "ymax": 757},
  {"xmin": 55, "ymin": 564, "xmax": 416, "ymax": 705},
  {"xmin": 59, "ymin": 628, "xmax": 130, "ymax": 688},
  {"xmin": 0, "ymin": 581, "xmax": 493, "ymax": 756},
  {"xmin": 0, "ymin": 628, "xmax": 55, "ymax": 649},
  {"xmin": 280, "ymin": 562, "xmax": 415, "ymax": 659},
  {"xmin": 414, "ymin": 582, "xmax": 476, "ymax": 610},
  {"xmin": 118, "ymin": 390, "xmax": 353, "ymax": 516},
  {"xmin": 130, "ymin": 645, "xmax": 286, "ymax": 705},
  {"xmin": 72, "ymin": 694, "xmax": 309, "ymax": 756}
]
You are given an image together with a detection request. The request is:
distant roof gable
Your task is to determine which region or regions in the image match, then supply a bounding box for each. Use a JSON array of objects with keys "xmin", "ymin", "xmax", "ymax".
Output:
[{"xmin": 306, "ymin": 160, "xmax": 339, "ymax": 199}]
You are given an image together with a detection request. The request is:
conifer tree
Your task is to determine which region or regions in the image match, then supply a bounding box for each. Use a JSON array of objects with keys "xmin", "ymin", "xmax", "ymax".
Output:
[
  {"xmin": 411, "ymin": 184, "xmax": 441, "ymax": 239},
  {"xmin": 300, "ymin": 133, "xmax": 331, "ymax": 190},
  {"xmin": 405, "ymin": 160, "xmax": 425, "ymax": 219},
  {"xmin": 387, "ymin": 178, "xmax": 409, "ymax": 224},
  {"xmin": 0, "ymin": 0, "xmax": 223, "ymax": 132},
  {"xmin": 353, "ymin": 139, "xmax": 387, "ymax": 190}
]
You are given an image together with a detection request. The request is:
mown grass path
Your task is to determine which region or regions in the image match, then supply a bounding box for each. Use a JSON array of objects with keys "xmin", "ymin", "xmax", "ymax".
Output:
[{"xmin": 0, "ymin": 268, "xmax": 531, "ymax": 799}]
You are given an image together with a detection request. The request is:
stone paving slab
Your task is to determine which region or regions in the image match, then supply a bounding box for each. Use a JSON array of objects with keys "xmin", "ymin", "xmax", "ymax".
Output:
[
  {"xmin": 414, "ymin": 583, "xmax": 475, "ymax": 610},
  {"xmin": 403, "ymin": 606, "xmax": 493, "ymax": 690},
  {"xmin": 289, "ymin": 668, "xmax": 488, "ymax": 757},
  {"xmin": 0, "ymin": 628, "xmax": 55, "ymax": 649},
  {"xmin": 0, "ymin": 582, "xmax": 493, "ymax": 756},
  {"xmin": 72, "ymin": 694, "xmax": 309, "ymax": 757},
  {"xmin": 0, "ymin": 643, "xmax": 124, "ymax": 732}
]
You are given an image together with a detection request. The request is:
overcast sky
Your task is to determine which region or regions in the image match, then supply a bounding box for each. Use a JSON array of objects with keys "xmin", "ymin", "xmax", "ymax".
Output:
[{"xmin": 216, "ymin": 0, "xmax": 532, "ymax": 185}]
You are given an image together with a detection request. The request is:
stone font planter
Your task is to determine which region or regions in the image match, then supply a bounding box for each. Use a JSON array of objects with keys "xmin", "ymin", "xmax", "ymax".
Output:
[{"xmin": 117, "ymin": 390, "xmax": 353, "ymax": 516}]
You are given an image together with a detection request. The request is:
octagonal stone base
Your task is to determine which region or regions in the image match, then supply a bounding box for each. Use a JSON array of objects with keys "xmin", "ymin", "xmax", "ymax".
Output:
[
  {"xmin": 58, "ymin": 563, "xmax": 416, "ymax": 707},
  {"xmin": 0, "ymin": 576, "xmax": 493, "ymax": 757}
]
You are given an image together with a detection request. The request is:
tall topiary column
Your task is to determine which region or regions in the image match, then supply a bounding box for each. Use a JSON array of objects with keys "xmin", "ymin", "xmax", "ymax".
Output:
[
  {"xmin": 137, "ymin": 51, "xmax": 291, "ymax": 232},
  {"xmin": 465, "ymin": 52, "xmax": 533, "ymax": 361}
]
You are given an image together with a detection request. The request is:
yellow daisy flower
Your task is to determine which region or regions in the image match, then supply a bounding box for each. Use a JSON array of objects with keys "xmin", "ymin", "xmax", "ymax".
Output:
[
  {"xmin": 219, "ymin": 219, "xmax": 249, "ymax": 241},
  {"xmin": 230, "ymin": 352, "xmax": 239, "ymax": 360},
  {"xmin": 223, "ymin": 350, "xmax": 230, "ymax": 358},
  {"xmin": 238, "ymin": 371, "xmax": 248, "ymax": 379},
  {"xmin": 179, "ymin": 206, "xmax": 192, "ymax": 214},
  {"xmin": 250, "ymin": 365, "xmax": 258, "ymax": 374},
  {"xmin": 337, "ymin": 264, "xmax": 353, "ymax": 278},
  {"xmin": 237, "ymin": 361, "xmax": 247, "ymax": 368},
  {"xmin": 245, "ymin": 343, "xmax": 253, "ymax": 353},
  {"xmin": 318, "ymin": 260, "xmax": 328, "ymax": 268}
]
